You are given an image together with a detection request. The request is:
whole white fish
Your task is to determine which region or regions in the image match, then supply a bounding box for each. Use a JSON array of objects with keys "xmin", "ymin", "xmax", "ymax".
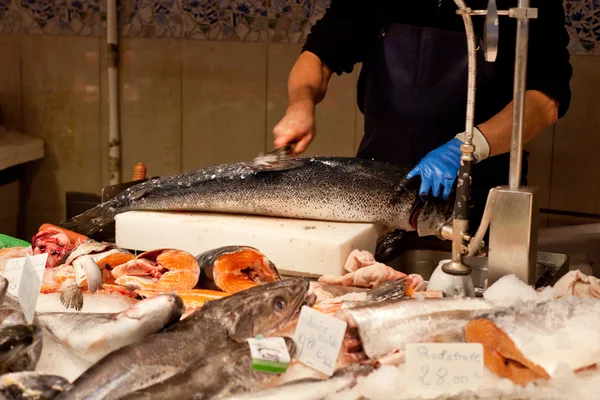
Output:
[
  {"xmin": 55, "ymin": 278, "xmax": 313, "ymax": 400},
  {"xmin": 336, "ymin": 297, "xmax": 493, "ymax": 362},
  {"xmin": 37, "ymin": 294, "xmax": 184, "ymax": 363},
  {"xmin": 127, "ymin": 337, "xmax": 297, "ymax": 399},
  {"xmin": 220, "ymin": 365, "xmax": 373, "ymax": 400},
  {"xmin": 465, "ymin": 295, "xmax": 600, "ymax": 386}
]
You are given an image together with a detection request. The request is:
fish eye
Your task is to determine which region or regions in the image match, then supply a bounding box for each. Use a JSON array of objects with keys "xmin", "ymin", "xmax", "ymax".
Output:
[{"xmin": 273, "ymin": 297, "xmax": 287, "ymax": 313}]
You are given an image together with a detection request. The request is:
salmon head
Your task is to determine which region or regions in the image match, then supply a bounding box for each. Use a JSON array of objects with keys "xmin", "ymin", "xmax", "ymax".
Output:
[{"xmin": 202, "ymin": 277, "xmax": 315, "ymax": 342}]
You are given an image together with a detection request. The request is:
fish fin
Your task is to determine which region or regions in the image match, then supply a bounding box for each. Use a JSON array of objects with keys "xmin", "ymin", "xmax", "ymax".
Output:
[
  {"xmin": 374, "ymin": 230, "xmax": 408, "ymax": 264},
  {"xmin": 81, "ymin": 256, "xmax": 104, "ymax": 293},
  {"xmin": 58, "ymin": 203, "xmax": 121, "ymax": 241},
  {"xmin": 60, "ymin": 283, "xmax": 84, "ymax": 311}
]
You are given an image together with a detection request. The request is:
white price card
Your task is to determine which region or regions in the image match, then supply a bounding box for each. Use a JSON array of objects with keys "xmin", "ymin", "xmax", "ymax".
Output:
[
  {"xmin": 247, "ymin": 336, "xmax": 291, "ymax": 374},
  {"xmin": 406, "ymin": 343, "xmax": 484, "ymax": 398},
  {"xmin": 4, "ymin": 253, "xmax": 47, "ymax": 296},
  {"xmin": 3, "ymin": 253, "xmax": 47, "ymax": 323},
  {"xmin": 292, "ymin": 306, "xmax": 347, "ymax": 376}
]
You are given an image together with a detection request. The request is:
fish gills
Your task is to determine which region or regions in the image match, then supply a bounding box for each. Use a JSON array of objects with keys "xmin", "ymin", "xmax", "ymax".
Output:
[{"xmin": 465, "ymin": 318, "xmax": 550, "ymax": 386}]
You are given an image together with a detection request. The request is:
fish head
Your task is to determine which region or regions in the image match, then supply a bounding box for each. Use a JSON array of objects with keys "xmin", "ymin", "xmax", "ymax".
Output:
[
  {"xmin": 219, "ymin": 278, "xmax": 314, "ymax": 341},
  {"xmin": 122, "ymin": 293, "xmax": 185, "ymax": 329},
  {"xmin": 415, "ymin": 199, "xmax": 454, "ymax": 237}
]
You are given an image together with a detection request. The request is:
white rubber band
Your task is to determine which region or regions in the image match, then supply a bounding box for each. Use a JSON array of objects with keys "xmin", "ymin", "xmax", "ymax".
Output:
[{"xmin": 455, "ymin": 127, "xmax": 491, "ymax": 162}]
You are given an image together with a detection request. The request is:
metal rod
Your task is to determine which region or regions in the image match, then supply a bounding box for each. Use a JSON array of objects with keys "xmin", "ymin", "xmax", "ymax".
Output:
[
  {"xmin": 107, "ymin": 0, "xmax": 121, "ymax": 185},
  {"xmin": 440, "ymin": 0, "xmax": 478, "ymax": 276},
  {"xmin": 509, "ymin": 0, "xmax": 531, "ymax": 189},
  {"xmin": 460, "ymin": 9, "xmax": 510, "ymax": 16},
  {"xmin": 453, "ymin": 1, "xmax": 477, "ymax": 146}
]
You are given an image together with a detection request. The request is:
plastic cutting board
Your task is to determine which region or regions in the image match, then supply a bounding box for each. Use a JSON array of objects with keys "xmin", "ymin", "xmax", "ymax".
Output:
[{"xmin": 115, "ymin": 211, "xmax": 385, "ymax": 277}]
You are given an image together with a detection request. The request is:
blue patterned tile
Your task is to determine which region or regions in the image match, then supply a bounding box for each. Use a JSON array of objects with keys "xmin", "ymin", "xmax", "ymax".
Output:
[
  {"xmin": 0, "ymin": 0, "xmax": 597, "ymax": 54},
  {"xmin": 20, "ymin": 0, "xmax": 105, "ymax": 36},
  {"xmin": 564, "ymin": 0, "xmax": 600, "ymax": 55},
  {"xmin": 181, "ymin": 0, "xmax": 268, "ymax": 41},
  {"xmin": 268, "ymin": 0, "xmax": 320, "ymax": 43},
  {"xmin": 0, "ymin": 0, "xmax": 23, "ymax": 34},
  {"xmin": 122, "ymin": 0, "xmax": 183, "ymax": 38}
]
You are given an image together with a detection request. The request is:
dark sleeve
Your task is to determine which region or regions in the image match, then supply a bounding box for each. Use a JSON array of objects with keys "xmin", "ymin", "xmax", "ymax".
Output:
[
  {"xmin": 526, "ymin": 0, "xmax": 573, "ymax": 118},
  {"xmin": 302, "ymin": 0, "xmax": 377, "ymax": 75}
]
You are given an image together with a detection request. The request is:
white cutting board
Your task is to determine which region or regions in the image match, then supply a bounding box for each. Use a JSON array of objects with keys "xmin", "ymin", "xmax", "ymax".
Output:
[{"xmin": 115, "ymin": 211, "xmax": 385, "ymax": 277}]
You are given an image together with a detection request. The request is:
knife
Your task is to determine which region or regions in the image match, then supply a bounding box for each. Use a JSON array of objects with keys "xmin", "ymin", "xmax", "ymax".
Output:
[{"xmin": 251, "ymin": 140, "xmax": 303, "ymax": 172}]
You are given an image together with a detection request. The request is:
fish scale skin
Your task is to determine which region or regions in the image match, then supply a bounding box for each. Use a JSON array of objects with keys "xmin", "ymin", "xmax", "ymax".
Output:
[
  {"xmin": 54, "ymin": 279, "xmax": 310, "ymax": 400},
  {"xmin": 59, "ymin": 157, "xmax": 431, "ymax": 239}
]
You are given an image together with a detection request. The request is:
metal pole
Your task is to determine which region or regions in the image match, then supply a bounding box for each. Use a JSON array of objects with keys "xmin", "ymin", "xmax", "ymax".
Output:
[
  {"xmin": 440, "ymin": 0, "xmax": 478, "ymax": 276},
  {"xmin": 509, "ymin": 0, "xmax": 530, "ymax": 189}
]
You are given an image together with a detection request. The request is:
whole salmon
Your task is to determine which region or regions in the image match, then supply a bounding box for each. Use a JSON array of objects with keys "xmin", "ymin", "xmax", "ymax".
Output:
[{"xmin": 58, "ymin": 157, "xmax": 452, "ymax": 242}]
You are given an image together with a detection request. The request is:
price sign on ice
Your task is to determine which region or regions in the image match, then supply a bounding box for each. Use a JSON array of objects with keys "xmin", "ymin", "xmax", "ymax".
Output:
[
  {"xmin": 3, "ymin": 253, "xmax": 47, "ymax": 324},
  {"xmin": 406, "ymin": 343, "xmax": 484, "ymax": 397},
  {"xmin": 4, "ymin": 253, "xmax": 47, "ymax": 296},
  {"xmin": 292, "ymin": 306, "xmax": 347, "ymax": 376}
]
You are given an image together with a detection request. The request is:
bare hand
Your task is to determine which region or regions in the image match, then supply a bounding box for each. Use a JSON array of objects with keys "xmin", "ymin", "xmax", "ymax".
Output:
[{"xmin": 273, "ymin": 102, "xmax": 315, "ymax": 155}]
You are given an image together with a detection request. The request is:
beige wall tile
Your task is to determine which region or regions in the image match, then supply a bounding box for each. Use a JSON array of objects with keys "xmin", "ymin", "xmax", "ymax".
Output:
[
  {"xmin": 524, "ymin": 126, "xmax": 554, "ymax": 209},
  {"xmin": 266, "ymin": 43, "xmax": 358, "ymax": 158},
  {"xmin": 550, "ymin": 56, "xmax": 600, "ymax": 214},
  {"xmin": 182, "ymin": 41, "xmax": 267, "ymax": 170},
  {"xmin": 0, "ymin": 35, "xmax": 22, "ymax": 131},
  {"xmin": 21, "ymin": 36, "xmax": 101, "ymax": 232},
  {"xmin": 266, "ymin": 43, "xmax": 299, "ymax": 153},
  {"xmin": 100, "ymin": 39, "xmax": 182, "ymax": 183}
]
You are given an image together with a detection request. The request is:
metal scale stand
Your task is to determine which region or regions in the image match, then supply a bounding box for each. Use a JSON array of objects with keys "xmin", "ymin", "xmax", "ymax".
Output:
[{"xmin": 438, "ymin": 0, "xmax": 540, "ymax": 286}]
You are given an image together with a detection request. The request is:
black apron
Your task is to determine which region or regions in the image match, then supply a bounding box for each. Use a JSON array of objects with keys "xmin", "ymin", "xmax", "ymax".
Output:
[{"xmin": 356, "ymin": 22, "xmax": 528, "ymax": 235}]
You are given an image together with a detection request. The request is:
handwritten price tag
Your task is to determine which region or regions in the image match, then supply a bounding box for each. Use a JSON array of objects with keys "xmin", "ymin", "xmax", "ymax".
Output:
[
  {"xmin": 4, "ymin": 253, "xmax": 47, "ymax": 296},
  {"xmin": 4, "ymin": 254, "xmax": 47, "ymax": 324},
  {"xmin": 292, "ymin": 306, "xmax": 347, "ymax": 376},
  {"xmin": 406, "ymin": 343, "xmax": 484, "ymax": 398}
]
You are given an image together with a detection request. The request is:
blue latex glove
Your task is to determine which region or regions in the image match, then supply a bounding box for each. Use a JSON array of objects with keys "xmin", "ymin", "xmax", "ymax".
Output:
[{"xmin": 406, "ymin": 138, "xmax": 462, "ymax": 201}]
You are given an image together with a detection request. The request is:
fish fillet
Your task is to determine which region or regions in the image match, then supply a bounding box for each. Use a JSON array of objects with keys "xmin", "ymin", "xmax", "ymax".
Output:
[{"xmin": 465, "ymin": 296, "xmax": 600, "ymax": 386}]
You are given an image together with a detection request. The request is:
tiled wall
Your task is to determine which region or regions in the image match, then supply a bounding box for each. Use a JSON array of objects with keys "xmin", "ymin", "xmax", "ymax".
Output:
[{"xmin": 0, "ymin": 1, "xmax": 599, "ymax": 239}]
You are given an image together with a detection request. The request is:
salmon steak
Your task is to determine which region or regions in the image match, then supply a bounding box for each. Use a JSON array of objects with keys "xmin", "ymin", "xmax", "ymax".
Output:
[
  {"xmin": 112, "ymin": 249, "xmax": 200, "ymax": 292},
  {"xmin": 465, "ymin": 296, "xmax": 600, "ymax": 386},
  {"xmin": 196, "ymin": 246, "xmax": 281, "ymax": 293}
]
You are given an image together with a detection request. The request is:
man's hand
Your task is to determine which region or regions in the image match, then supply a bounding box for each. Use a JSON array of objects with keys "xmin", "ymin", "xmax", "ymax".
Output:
[
  {"xmin": 407, "ymin": 127, "xmax": 491, "ymax": 201},
  {"xmin": 407, "ymin": 138, "xmax": 462, "ymax": 201},
  {"xmin": 273, "ymin": 102, "xmax": 316, "ymax": 155}
]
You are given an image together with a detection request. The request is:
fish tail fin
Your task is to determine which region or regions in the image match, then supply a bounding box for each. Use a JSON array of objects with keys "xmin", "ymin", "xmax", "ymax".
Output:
[{"xmin": 58, "ymin": 203, "xmax": 121, "ymax": 241}]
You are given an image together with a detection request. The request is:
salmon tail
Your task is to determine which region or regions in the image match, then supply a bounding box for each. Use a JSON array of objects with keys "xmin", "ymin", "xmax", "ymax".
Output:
[{"xmin": 58, "ymin": 203, "xmax": 123, "ymax": 241}]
